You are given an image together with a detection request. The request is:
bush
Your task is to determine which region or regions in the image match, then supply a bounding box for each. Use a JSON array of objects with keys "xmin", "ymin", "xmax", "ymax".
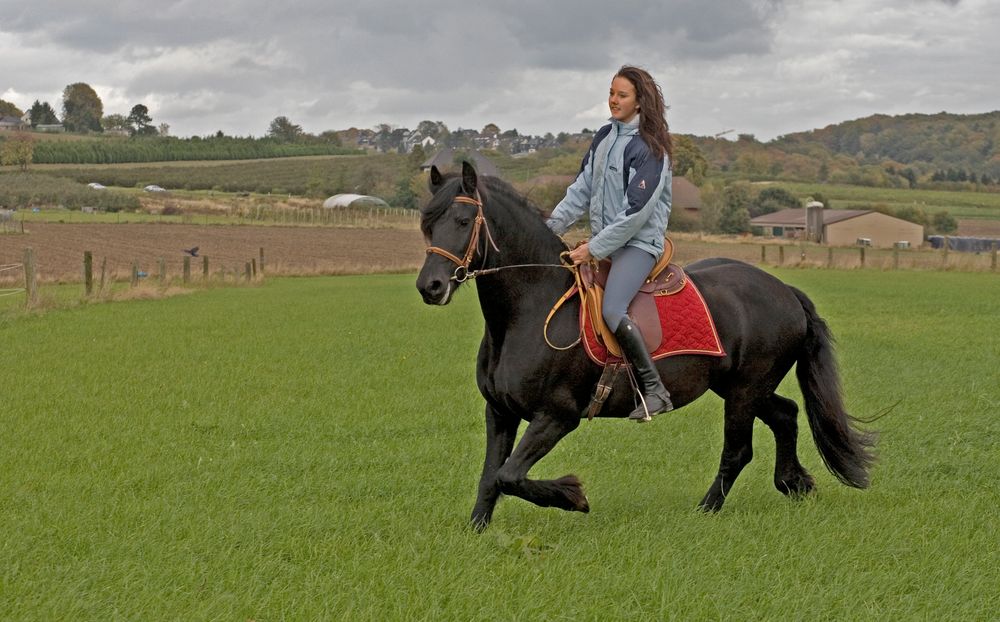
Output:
[{"xmin": 0, "ymin": 172, "xmax": 140, "ymax": 211}]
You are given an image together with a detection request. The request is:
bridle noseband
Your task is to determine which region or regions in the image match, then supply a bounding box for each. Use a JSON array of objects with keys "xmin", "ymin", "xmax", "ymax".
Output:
[{"xmin": 425, "ymin": 191, "xmax": 498, "ymax": 282}]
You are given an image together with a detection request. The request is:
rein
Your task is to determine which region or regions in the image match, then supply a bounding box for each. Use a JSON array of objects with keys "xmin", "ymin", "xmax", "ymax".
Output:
[{"xmin": 423, "ymin": 190, "xmax": 583, "ymax": 350}]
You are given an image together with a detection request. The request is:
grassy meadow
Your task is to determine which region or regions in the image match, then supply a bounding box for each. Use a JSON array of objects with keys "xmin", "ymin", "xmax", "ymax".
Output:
[{"xmin": 1, "ymin": 270, "xmax": 998, "ymax": 619}]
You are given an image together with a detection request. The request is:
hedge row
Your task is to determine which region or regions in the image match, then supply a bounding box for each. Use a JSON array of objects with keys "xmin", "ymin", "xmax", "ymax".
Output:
[
  {"xmin": 0, "ymin": 173, "xmax": 141, "ymax": 211},
  {"xmin": 25, "ymin": 136, "xmax": 359, "ymax": 165}
]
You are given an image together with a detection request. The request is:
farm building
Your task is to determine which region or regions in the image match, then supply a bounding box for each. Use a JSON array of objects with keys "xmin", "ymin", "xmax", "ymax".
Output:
[
  {"xmin": 420, "ymin": 148, "xmax": 500, "ymax": 178},
  {"xmin": 322, "ymin": 194, "xmax": 390, "ymax": 209},
  {"xmin": 0, "ymin": 115, "xmax": 27, "ymax": 131},
  {"xmin": 751, "ymin": 206, "xmax": 924, "ymax": 248}
]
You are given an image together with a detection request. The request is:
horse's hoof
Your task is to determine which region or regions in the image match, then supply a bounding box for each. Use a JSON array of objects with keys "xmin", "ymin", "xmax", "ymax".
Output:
[
  {"xmin": 776, "ymin": 471, "xmax": 816, "ymax": 498},
  {"xmin": 470, "ymin": 515, "xmax": 491, "ymax": 533}
]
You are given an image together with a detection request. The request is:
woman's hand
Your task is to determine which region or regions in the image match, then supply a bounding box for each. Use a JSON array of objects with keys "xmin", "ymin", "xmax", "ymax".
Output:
[{"xmin": 568, "ymin": 242, "xmax": 594, "ymax": 266}]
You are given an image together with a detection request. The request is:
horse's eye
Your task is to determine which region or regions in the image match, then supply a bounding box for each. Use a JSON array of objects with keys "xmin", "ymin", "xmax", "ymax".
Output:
[{"xmin": 457, "ymin": 217, "xmax": 471, "ymax": 227}]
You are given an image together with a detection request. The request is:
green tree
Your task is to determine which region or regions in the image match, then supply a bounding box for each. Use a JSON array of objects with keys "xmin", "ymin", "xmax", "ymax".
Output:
[
  {"xmin": 127, "ymin": 104, "xmax": 156, "ymax": 136},
  {"xmin": 893, "ymin": 205, "xmax": 929, "ymax": 227},
  {"xmin": 931, "ymin": 211, "xmax": 958, "ymax": 234},
  {"xmin": 672, "ymin": 135, "xmax": 708, "ymax": 184},
  {"xmin": 28, "ymin": 100, "xmax": 59, "ymax": 127},
  {"xmin": 0, "ymin": 132, "xmax": 35, "ymax": 170},
  {"xmin": 62, "ymin": 83, "xmax": 104, "ymax": 132},
  {"xmin": 717, "ymin": 182, "xmax": 752, "ymax": 234},
  {"xmin": 751, "ymin": 186, "xmax": 800, "ymax": 217},
  {"xmin": 268, "ymin": 116, "xmax": 303, "ymax": 142},
  {"xmin": 391, "ymin": 175, "xmax": 419, "ymax": 209},
  {"xmin": 0, "ymin": 99, "xmax": 23, "ymax": 117},
  {"xmin": 817, "ymin": 160, "xmax": 830, "ymax": 182},
  {"xmin": 102, "ymin": 113, "xmax": 129, "ymax": 132},
  {"xmin": 317, "ymin": 130, "xmax": 342, "ymax": 146},
  {"xmin": 408, "ymin": 143, "xmax": 427, "ymax": 170}
]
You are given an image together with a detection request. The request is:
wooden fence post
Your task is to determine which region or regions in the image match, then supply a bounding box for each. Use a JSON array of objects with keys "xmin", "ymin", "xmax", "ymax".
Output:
[
  {"xmin": 827, "ymin": 247, "xmax": 834, "ymax": 268},
  {"xmin": 23, "ymin": 247, "xmax": 38, "ymax": 309},
  {"xmin": 183, "ymin": 256, "xmax": 191, "ymax": 283},
  {"xmin": 99, "ymin": 257, "xmax": 107, "ymax": 293},
  {"xmin": 778, "ymin": 245, "xmax": 784, "ymax": 265},
  {"xmin": 244, "ymin": 262, "xmax": 252, "ymax": 282},
  {"xmin": 131, "ymin": 261, "xmax": 139, "ymax": 287},
  {"xmin": 259, "ymin": 247, "xmax": 265, "ymax": 275},
  {"xmin": 893, "ymin": 246, "xmax": 899, "ymax": 270},
  {"xmin": 859, "ymin": 246, "xmax": 866, "ymax": 268},
  {"xmin": 203, "ymin": 256, "xmax": 209, "ymax": 279},
  {"xmin": 158, "ymin": 258, "xmax": 166, "ymax": 284},
  {"xmin": 251, "ymin": 258, "xmax": 257, "ymax": 279},
  {"xmin": 760, "ymin": 245, "xmax": 766, "ymax": 264},
  {"xmin": 83, "ymin": 251, "xmax": 93, "ymax": 296}
]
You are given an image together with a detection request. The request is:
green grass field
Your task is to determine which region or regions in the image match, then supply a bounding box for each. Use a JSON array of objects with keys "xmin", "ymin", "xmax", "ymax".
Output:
[{"xmin": 2, "ymin": 271, "xmax": 998, "ymax": 619}]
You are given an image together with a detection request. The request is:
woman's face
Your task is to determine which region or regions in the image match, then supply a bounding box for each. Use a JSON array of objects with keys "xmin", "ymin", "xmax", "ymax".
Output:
[{"xmin": 609, "ymin": 76, "xmax": 639, "ymax": 122}]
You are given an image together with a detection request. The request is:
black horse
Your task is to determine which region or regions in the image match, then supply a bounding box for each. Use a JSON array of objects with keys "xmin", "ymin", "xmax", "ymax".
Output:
[{"xmin": 417, "ymin": 162, "xmax": 876, "ymax": 531}]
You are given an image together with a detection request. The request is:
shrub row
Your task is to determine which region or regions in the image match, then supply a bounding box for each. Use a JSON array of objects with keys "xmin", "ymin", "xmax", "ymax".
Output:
[
  {"xmin": 27, "ymin": 136, "xmax": 359, "ymax": 165},
  {"xmin": 0, "ymin": 173, "xmax": 141, "ymax": 211},
  {"xmin": 38, "ymin": 154, "xmax": 416, "ymax": 201}
]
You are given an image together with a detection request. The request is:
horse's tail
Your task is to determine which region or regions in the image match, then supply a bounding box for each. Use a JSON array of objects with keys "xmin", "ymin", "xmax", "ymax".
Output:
[{"xmin": 791, "ymin": 286, "xmax": 877, "ymax": 488}]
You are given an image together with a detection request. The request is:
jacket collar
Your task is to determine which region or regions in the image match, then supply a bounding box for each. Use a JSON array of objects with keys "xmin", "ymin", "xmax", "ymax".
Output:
[{"xmin": 609, "ymin": 114, "xmax": 640, "ymax": 136}]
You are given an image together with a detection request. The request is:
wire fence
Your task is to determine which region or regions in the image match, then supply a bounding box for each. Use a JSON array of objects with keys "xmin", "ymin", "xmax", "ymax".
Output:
[{"xmin": 0, "ymin": 262, "xmax": 26, "ymax": 298}]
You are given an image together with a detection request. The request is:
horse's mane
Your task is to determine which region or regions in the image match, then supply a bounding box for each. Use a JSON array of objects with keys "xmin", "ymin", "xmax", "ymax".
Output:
[{"xmin": 420, "ymin": 172, "xmax": 548, "ymax": 238}]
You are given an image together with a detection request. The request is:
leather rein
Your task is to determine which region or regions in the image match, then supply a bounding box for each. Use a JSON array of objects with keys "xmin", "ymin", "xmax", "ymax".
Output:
[{"xmin": 423, "ymin": 190, "xmax": 582, "ymax": 350}]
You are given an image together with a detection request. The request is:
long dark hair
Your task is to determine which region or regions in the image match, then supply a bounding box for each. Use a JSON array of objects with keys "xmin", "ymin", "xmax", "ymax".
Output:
[{"xmin": 615, "ymin": 65, "xmax": 673, "ymax": 163}]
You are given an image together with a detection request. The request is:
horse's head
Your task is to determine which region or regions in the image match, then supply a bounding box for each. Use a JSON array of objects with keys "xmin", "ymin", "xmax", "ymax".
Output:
[{"xmin": 416, "ymin": 161, "xmax": 489, "ymax": 305}]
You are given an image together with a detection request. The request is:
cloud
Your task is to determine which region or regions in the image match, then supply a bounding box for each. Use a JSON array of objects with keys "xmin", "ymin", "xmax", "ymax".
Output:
[{"xmin": 1, "ymin": 0, "xmax": 996, "ymax": 140}]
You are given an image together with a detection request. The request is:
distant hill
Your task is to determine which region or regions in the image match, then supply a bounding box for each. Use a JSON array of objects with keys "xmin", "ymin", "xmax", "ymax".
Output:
[
  {"xmin": 772, "ymin": 111, "xmax": 1000, "ymax": 176},
  {"xmin": 685, "ymin": 111, "xmax": 1000, "ymax": 187}
]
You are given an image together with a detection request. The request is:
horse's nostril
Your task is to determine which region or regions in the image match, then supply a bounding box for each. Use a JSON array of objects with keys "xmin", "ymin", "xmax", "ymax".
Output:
[{"xmin": 428, "ymin": 279, "xmax": 443, "ymax": 293}]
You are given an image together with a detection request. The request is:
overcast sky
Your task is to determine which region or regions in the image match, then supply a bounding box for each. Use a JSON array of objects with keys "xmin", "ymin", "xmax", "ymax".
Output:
[{"xmin": 2, "ymin": 0, "xmax": 997, "ymax": 141}]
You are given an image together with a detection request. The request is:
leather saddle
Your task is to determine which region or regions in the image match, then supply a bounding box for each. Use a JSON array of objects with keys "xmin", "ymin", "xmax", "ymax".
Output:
[{"xmin": 578, "ymin": 238, "xmax": 686, "ymax": 357}]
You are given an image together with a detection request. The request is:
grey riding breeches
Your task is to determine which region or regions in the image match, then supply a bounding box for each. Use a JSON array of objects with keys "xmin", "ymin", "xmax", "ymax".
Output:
[{"xmin": 601, "ymin": 245, "xmax": 656, "ymax": 332}]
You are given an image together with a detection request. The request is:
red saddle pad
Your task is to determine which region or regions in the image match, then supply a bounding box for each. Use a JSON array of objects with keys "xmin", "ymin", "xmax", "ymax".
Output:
[{"xmin": 582, "ymin": 278, "xmax": 726, "ymax": 366}]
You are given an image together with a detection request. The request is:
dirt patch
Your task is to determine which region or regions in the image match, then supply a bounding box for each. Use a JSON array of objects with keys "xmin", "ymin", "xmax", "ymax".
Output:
[
  {"xmin": 0, "ymin": 222, "xmax": 427, "ymax": 283},
  {"xmin": 957, "ymin": 219, "xmax": 1000, "ymax": 238}
]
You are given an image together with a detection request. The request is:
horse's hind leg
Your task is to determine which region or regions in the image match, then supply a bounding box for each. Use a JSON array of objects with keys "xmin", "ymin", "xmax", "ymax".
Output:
[
  {"xmin": 471, "ymin": 404, "xmax": 520, "ymax": 531},
  {"xmin": 699, "ymin": 396, "xmax": 755, "ymax": 512},
  {"xmin": 756, "ymin": 394, "xmax": 815, "ymax": 497},
  {"xmin": 494, "ymin": 413, "xmax": 589, "ymax": 515}
]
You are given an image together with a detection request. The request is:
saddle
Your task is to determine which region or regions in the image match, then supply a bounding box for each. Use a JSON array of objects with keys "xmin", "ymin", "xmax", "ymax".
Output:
[{"xmin": 578, "ymin": 238, "xmax": 686, "ymax": 357}]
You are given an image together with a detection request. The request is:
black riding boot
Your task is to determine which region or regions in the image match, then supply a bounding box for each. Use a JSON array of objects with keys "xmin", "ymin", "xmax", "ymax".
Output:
[{"xmin": 614, "ymin": 317, "xmax": 674, "ymax": 422}]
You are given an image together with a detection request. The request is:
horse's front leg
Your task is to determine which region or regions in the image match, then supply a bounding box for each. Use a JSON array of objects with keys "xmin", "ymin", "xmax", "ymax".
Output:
[
  {"xmin": 494, "ymin": 412, "xmax": 589, "ymax": 516},
  {"xmin": 470, "ymin": 403, "xmax": 520, "ymax": 531}
]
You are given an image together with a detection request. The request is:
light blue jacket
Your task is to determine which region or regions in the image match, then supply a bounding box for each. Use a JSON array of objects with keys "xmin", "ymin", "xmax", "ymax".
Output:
[{"xmin": 546, "ymin": 116, "xmax": 672, "ymax": 260}]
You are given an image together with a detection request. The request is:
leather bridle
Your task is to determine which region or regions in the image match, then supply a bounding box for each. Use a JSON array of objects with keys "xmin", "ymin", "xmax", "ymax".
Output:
[
  {"xmin": 424, "ymin": 191, "xmax": 498, "ymax": 282},
  {"xmin": 422, "ymin": 187, "xmax": 581, "ymax": 350}
]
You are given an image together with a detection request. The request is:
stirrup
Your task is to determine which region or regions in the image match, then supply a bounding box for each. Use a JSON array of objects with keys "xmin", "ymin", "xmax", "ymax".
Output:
[{"xmin": 628, "ymin": 391, "xmax": 673, "ymax": 423}]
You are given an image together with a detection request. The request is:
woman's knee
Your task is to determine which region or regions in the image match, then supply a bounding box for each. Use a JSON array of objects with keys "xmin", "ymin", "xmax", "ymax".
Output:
[{"xmin": 602, "ymin": 304, "xmax": 627, "ymax": 332}]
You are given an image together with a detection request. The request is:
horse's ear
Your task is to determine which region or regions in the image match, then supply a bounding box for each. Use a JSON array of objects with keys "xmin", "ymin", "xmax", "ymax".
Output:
[
  {"xmin": 429, "ymin": 165, "xmax": 444, "ymax": 192},
  {"xmin": 462, "ymin": 161, "xmax": 478, "ymax": 195}
]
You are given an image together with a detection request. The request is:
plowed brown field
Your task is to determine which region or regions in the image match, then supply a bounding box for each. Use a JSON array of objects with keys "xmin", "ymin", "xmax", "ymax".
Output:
[{"xmin": 1, "ymin": 223, "xmax": 427, "ymax": 283}]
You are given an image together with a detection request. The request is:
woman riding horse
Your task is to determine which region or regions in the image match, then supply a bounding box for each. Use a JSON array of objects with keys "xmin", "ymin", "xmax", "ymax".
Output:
[{"xmin": 547, "ymin": 65, "xmax": 675, "ymax": 422}]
